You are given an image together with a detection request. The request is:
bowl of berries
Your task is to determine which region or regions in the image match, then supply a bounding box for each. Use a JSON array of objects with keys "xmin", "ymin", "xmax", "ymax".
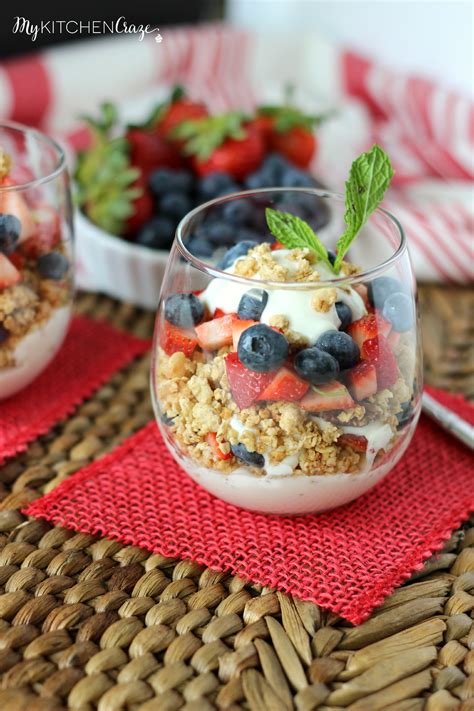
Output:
[
  {"xmin": 74, "ymin": 88, "xmax": 331, "ymax": 309},
  {"xmin": 151, "ymin": 147, "xmax": 422, "ymax": 515}
]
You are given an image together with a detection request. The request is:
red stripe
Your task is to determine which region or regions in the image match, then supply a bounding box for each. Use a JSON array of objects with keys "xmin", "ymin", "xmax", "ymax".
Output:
[
  {"xmin": 3, "ymin": 55, "xmax": 52, "ymax": 127},
  {"xmin": 431, "ymin": 204, "xmax": 473, "ymax": 261},
  {"xmin": 342, "ymin": 51, "xmax": 386, "ymax": 120}
]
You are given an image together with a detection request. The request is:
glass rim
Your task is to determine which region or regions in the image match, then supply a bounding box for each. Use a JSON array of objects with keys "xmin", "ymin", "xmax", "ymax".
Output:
[
  {"xmin": 175, "ymin": 187, "xmax": 407, "ymax": 289},
  {"xmin": 0, "ymin": 120, "xmax": 66, "ymax": 191}
]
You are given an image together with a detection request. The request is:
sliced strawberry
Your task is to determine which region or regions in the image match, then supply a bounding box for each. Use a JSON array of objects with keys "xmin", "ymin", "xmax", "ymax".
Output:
[
  {"xmin": 361, "ymin": 336, "xmax": 398, "ymax": 389},
  {"xmin": 346, "ymin": 361, "xmax": 378, "ymax": 400},
  {"xmin": 8, "ymin": 251, "xmax": 24, "ymax": 270},
  {"xmin": 206, "ymin": 432, "xmax": 233, "ymax": 461},
  {"xmin": 0, "ymin": 178, "xmax": 35, "ymax": 241},
  {"xmin": 213, "ymin": 308, "xmax": 226, "ymax": 318},
  {"xmin": 232, "ymin": 319, "xmax": 257, "ymax": 351},
  {"xmin": 0, "ymin": 253, "xmax": 21, "ymax": 289},
  {"xmin": 22, "ymin": 205, "xmax": 61, "ymax": 257},
  {"xmin": 338, "ymin": 433, "xmax": 368, "ymax": 453},
  {"xmin": 195, "ymin": 313, "xmax": 237, "ymax": 351},
  {"xmin": 354, "ymin": 283, "xmax": 369, "ymax": 308},
  {"xmin": 259, "ymin": 367, "xmax": 309, "ymax": 402},
  {"xmin": 160, "ymin": 321, "xmax": 197, "ymax": 357},
  {"xmin": 225, "ymin": 352, "xmax": 275, "ymax": 410},
  {"xmin": 270, "ymin": 241, "xmax": 285, "ymax": 251},
  {"xmin": 347, "ymin": 313, "xmax": 392, "ymax": 350},
  {"xmin": 300, "ymin": 381, "xmax": 355, "ymax": 412}
]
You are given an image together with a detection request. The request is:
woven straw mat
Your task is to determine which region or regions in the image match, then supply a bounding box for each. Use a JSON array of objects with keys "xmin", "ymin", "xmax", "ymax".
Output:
[{"xmin": 0, "ymin": 285, "xmax": 473, "ymax": 711}]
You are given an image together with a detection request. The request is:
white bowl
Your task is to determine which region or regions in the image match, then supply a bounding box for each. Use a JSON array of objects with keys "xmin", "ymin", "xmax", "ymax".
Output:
[{"xmin": 75, "ymin": 209, "xmax": 169, "ymax": 309}]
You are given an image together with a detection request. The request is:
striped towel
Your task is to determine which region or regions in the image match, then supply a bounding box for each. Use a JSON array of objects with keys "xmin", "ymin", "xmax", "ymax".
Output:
[{"xmin": 0, "ymin": 24, "xmax": 472, "ymax": 283}]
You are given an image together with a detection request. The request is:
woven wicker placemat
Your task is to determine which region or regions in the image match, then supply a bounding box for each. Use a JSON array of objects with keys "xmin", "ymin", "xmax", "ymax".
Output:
[{"xmin": 0, "ymin": 286, "xmax": 472, "ymax": 711}]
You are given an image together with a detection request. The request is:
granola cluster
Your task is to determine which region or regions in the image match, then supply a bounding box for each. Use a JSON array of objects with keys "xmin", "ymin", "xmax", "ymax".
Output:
[{"xmin": 156, "ymin": 341, "xmax": 411, "ymax": 478}]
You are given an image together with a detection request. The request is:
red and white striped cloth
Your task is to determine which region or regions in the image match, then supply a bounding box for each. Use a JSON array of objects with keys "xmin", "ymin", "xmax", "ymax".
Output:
[{"xmin": 0, "ymin": 24, "xmax": 472, "ymax": 283}]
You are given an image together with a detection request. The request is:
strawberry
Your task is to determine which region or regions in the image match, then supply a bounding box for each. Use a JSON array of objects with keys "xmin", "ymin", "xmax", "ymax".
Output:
[
  {"xmin": 124, "ymin": 177, "xmax": 154, "ymax": 235},
  {"xmin": 0, "ymin": 177, "xmax": 35, "ymax": 242},
  {"xmin": 257, "ymin": 103, "xmax": 329, "ymax": 168},
  {"xmin": 206, "ymin": 432, "xmax": 233, "ymax": 461},
  {"xmin": 8, "ymin": 251, "xmax": 24, "ymax": 270},
  {"xmin": 0, "ymin": 253, "xmax": 20, "ymax": 289},
  {"xmin": 270, "ymin": 126, "xmax": 317, "ymax": 169},
  {"xmin": 354, "ymin": 283, "xmax": 369, "ymax": 308},
  {"xmin": 21, "ymin": 205, "xmax": 61, "ymax": 257},
  {"xmin": 213, "ymin": 308, "xmax": 226, "ymax": 319},
  {"xmin": 361, "ymin": 336, "xmax": 398, "ymax": 389},
  {"xmin": 195, "ymin": 313, "xmax": 237, "ymax": 351},
  {"xmin": 270, "ymin": 241, "xmax": 285, "ymax": 251},
  {"xmin": 174, "ymin": 112, "xmax": 264, "ymax": 180},
  {"xmin": 232, "ymin": 319, "xmax": 257, "ymax": 351},
  {"xmin": 160, "ymin": 321, "xmax": 197, "ymax": 357},
  {"xmin": 347, "ymin": 313, "xmax": 392, "ymax": 350},
  {"xmin": 300, "ymin": 381, "xmax": 355, "ymax": 412},
  {"xmin": 346, "ymin": 361, "xmax": 378, "ymax": 400},
  {"xmin": 259, "ymin": 367, "xmax": 309, "ymax": 402},
  {"xmin": 338, "ymin": 433, "xmax": 368, "ymax": 453},
  {"xmin": 156, "ymin": 86, "xmax": 208, "ymax": 140},
  {"xmin": 248, "ymin": 114, "xmax": 274, "ymax": 146},
  {"xmin": 126, "ymin": 128, "xmax": 182, "ymax": 176},
  {"xmin": 225, "ymin": 352, "xmax": 275, "ymax": 410}
]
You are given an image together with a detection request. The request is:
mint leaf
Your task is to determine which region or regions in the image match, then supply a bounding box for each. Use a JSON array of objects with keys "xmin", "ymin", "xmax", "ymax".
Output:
[
  {"xmin": 334, "ymin": 145, "xmax": 394, "ymax": 271},
  {"xmin": 265, "ymin": 208, "xmax": 332, "ymax": 268}
]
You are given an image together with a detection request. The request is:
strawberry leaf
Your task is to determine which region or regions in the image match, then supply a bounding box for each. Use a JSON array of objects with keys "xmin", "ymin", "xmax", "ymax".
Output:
[
  {"xmin": 172, "ymin": 112, "xmax": 250, "ymax": 160},
  {"xmin": 334, "ymin": 144, "xmax": 394, "ymax": 271}
]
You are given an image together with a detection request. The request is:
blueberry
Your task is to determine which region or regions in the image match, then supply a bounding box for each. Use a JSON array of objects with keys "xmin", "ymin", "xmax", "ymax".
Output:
[
  {"xmin": 187, "ymin": 235, "xmax": 214, "ymax": 258},
  {"xmin": 0, "ymin": 214, "xmax": 21, "ymax": 254},
  {"xmin": 196, "ymin": 221, "xmax": 235, "ymax": 246},
  {"xmin": 244, "ymin": 170, "xmax": 272, "ymax": 190},
  {"xmin": 281, "ymin": 167, "xmax": 315, "ymax": 188},
  {"xmin": 217, "ymin": 241, "xmax": 258, "ymax": 270},
  {"xmin": 335, "ymin": 302, "xmax": 352, "ymax": 330},
  {"xmin": 316, "ymin": 330, "xmax": 360, "ymax": 370},
  {"xmin": 0, "ymin": 324, "xmax": 9, "ymax": 343},
  {"xmin": 161, "ymin": 412, "xmax": 175, "ymax": 427},
  {"xmin": 294, "ymin": 347, "xmax": 339, "ymax": 384},
  {"xmin": 135, "ymin": 216, "xmax": 175, "ymax": 250},
  {"xmin": 396, "ymin": 401, "xmax": 414, "ymax": 429},
  {"xmin": 149, "ymin": 169, "xmax": 193, "ymax": 196},
  {"xmin": 164, "ymin": 293, "xmax": 204, "ymax": 328},
  {"xmin": 237, "ymin": 289, "xmax": 268, "ymax": 320},
  {"xmin": 230, "ymin": 442, "xmax": 264, "ymax": 468},
  {"xmin": 261, "ymin": 153, "xmax": 292, "ymax": 179},
  {"xmin": 159, "ymin": 192, "xmax": 192, "ymax": 220},
  {"xmin": 382, "ymin": 292, "xmax": 414, "ymax": 332},
  {"xmin": 37, "ymin": 252, "xmax": 69, "ymax": 280},
  {"xmin": 221, "ymin": 199, "xmax": 255, "ymax": 226},
  {"xmin": 367, "ymin": 276, "xmax": 401, "ymax": 307},
  {"xmin": 327, "ymin": 250, "xmax": 336, "ymax": 266},
  {"xmin": 237, "ymin": 323, "xmax": 289, "ymax": 372},
  {"xmin": 235, "ymin": 227, "xmax": 264, "ymax": 243},
  {"xmin": 276, "ymin": 193, "xmax": 330, "ymax": 231},
  {"xmin": 198, "ymin": 172, "xmax": 238, "ymax": 200}
]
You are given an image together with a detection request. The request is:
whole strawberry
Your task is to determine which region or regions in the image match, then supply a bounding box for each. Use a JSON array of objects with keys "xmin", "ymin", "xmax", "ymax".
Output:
[
  {"xmin": 125, "ymin": 128, "xmax": 182, "ymax": 176},
  {"xmin": 155, "ymin": 86, "xmax": 208, "ymax": 140},
  {"xmin": 173, "ymin": 112, "xmax": 265, "ymax": 180},
  {"xmin": 257, "ymin": 103, "xmax": 330, "ymax": 169}
]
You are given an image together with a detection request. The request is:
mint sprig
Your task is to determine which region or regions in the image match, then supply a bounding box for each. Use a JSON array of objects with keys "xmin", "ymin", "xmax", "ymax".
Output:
[
  {"xmin": 265, "ymin": 208, "xmax": 333, "ymax": 269},
  {"xmin": 334, "ymin": 145, "xmax": 394, "ymax": 271},
  {"xmin": 264, "ymin": 145, "xmax": 394, "ymax": 274}
]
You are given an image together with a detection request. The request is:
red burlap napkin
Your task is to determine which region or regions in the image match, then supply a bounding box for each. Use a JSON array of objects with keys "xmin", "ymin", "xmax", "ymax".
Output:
[
  {"xmin": 25, "ymin": 388, "xmax": 473, "ymax": 624},
  {"xmin": 0, "ymin": 316, "xmax": 149, "ymax": 464}
]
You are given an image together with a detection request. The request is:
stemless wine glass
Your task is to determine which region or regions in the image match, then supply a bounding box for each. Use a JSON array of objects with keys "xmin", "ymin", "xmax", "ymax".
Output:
[
  {"xmin": 0, "ymin": 121, "xmax": 74, "ymax": 399},
  {"xmin": 151, "ymin": 188, "xmax": 422, "ymax": 515}
]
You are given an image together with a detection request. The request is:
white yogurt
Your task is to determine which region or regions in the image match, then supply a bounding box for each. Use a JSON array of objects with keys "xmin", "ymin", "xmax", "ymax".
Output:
[
  {"xmin": 312, "ymin": 417, "xmax": 393, "ymax": 470},
  {"xmin": 200, "ymin": 251, "xmax": 366, "ymax": 346},
  {"xmin": 170, "ymin": 443, "xmax": 405, "ymax": 515},
  {"xmin": 0, "ymin": 305, "xmax": 71, "ymax": 400}
]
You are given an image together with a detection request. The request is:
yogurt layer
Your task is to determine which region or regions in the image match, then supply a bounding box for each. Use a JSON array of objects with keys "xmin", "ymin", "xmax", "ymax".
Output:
[
  {"xmin": 168, "ymin": 437, "xmax": 407, "ymax": 515},
  {"xmin": 200, "ymin": 251, "xmax": 366, "ymax": 345},
  {"xmin": 0, "ymin": 305, "xmax": 72, "ymax": 400}
]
